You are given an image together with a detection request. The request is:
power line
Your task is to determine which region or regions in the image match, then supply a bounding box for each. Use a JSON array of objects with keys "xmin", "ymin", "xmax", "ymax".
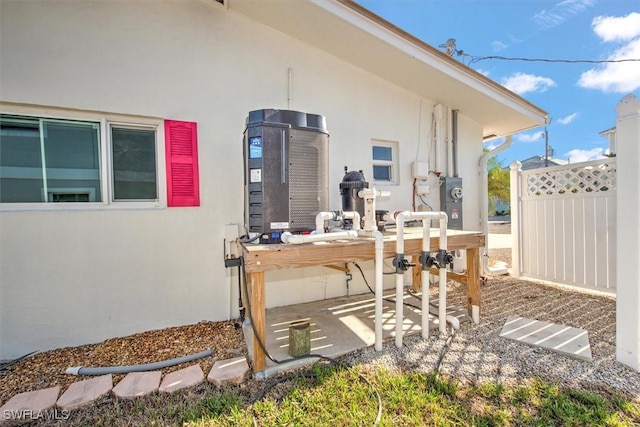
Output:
[
  {"xmin": 466, "ymin": 55, "xmax": 640, "ymax": 65},
  {"xmin": 439, "ymin": 39, "xmax": 640, "ymax": 66}
]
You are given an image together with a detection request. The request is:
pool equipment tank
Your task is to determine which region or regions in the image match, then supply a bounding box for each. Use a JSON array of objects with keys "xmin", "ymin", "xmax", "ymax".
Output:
[
  {"xmin": 243, "ymin": 109, "xmax": 329, "ymax": 243},
  {"xmin": 339, "ymin": 167, "xmax": 369, "ymax": 221}
]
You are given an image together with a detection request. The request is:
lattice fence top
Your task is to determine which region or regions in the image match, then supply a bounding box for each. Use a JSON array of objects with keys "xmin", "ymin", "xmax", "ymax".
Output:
[{"xmin": 522, "ymin": 159, "xmax": 616, "ymax": 197}]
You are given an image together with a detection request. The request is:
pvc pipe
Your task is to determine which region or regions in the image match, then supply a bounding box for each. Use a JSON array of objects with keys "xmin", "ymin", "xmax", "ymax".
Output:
[
  {"xmin": 342, "ymin": 211, "xmax": 361, "ymax": 231},
  {"xmin": 66, "ymin": 349, "xmax": 213, "ymax": 376},
  {"xmin": 479, "ymin": 135, "xmax": 512, "ymax": 277},
  {"xmin": 394, "ymin": 211, "xmax": 448, "ymax": 347},
  {"xmin": 359, "ymin": 230, "xmax": 384, "ymax": 351},
  {"xmin": 281, "ymin": 230, "xmax": 358, "ymax": 244},
  {"xmin": 315, "ymin": 211, "xmax": 336, "ymax": 234},
  {"xmin": 446, "ymin": 315, "xmax": 460, "ymax": 330}
]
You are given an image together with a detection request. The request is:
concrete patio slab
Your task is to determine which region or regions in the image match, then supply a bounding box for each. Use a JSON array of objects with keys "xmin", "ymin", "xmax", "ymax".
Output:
[
  {"xmin": 207, "ymin": 356, "xmax": 249, "ymax": 386},
  {"xmin": 257, "ymin": 291, "xmax": 470, "ymax": 377},
  {"xmin": 112, "ymin": 371, "xmax": 162, "ymax": 399},
  {"xmin": 499, "ymin": 315, "xmax": 592, "ymax": 361},
  {"xmin": 56, "ymin": 375, "xmax": 112, "ymax": 411},
  {"xmin": 0, "ymin": 386, "xmax": 60, "ymax": 425},
  {"xmin": 159, "ymin": 365, "xmax": 203, "ymax": 393}
]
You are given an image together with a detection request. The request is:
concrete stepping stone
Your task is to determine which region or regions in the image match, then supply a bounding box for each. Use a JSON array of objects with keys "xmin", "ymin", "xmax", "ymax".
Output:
[
  {"xmin": 207, "ymin": 356, "xmax": 249, "ymax": 386},
  {"xmin": 500, "ymin": 315, "xmax": 592, "ymax": 361},
  {"xmin": 159, "ymin": 364, "xmax": 203, "ymax": 393},
  {"xmin": 0, "ymin": 386, "xmax": 60, "ymax": 425},
  {"xmin": 56, "ymin": 374, "xmax": 113, "ymax": 411},
  {"xmin": 112, "ymin": 371, "xmax": 162, "ymax": 399}
]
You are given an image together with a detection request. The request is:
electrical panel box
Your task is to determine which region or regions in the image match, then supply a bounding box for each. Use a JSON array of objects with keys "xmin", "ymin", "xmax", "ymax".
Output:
[
  {"xmin": 243, "ymin": 109, "xmax": 329, "ymax": 240},
  {"xmin": 439, "ymin": 176, "xmax": 463, "ymax": 230}
]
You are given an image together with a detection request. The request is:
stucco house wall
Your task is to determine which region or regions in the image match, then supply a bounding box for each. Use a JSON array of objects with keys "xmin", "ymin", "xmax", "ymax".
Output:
[{"xmin": 0, "ymin": 0, "xmax": 538, "ymax": 359}]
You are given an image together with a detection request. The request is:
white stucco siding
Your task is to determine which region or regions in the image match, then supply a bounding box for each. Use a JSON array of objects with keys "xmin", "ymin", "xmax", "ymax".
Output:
[{"xmin": 0, "ymin": 0, "xmax": 483, "ymax": 358}]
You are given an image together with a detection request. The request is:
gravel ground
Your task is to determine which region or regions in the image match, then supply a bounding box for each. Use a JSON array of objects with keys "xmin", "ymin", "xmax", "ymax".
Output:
[{"xmin": 346, "ymin": 276, "xmax": 640, "ymax": 402}]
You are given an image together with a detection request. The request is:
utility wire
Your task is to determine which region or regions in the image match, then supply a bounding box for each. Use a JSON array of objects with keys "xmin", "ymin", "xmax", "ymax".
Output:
[
  {"xmin": 440, "ymin": 40, "xmax": 640, "ymax": 66},
  {"xmin": 466, "ymin": 55, "xmax": 640, "ymax": 65}
]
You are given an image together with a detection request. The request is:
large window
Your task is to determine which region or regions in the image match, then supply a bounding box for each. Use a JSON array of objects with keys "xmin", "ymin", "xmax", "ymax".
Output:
[
  {"xmin": 0, "ymin": 114, "xmax": 158, "ymax": 205},
  {"xmin": 0, "ymin": 116, "xmax": 101, "ymax": 203},
  {"xmin": 372, "ymin": 140, "xmax": 398, "ymax": 184}
]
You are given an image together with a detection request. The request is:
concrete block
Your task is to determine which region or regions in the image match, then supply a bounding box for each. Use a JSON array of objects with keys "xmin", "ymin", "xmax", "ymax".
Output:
[
  {"xmin": 500, "ymin": 315, "xmax": 592, "ymax": 361},
  {"xmin": 112, "ymin": 371, "xmax": 161, "ymax": 399},
  {"xmin": 159, "ymin": 365, "xmax": 203, "ymax": 393},
  {"xmin": 0, "ymin": 386, "xmax": 60, "ymax": 425},
  {"xmin": 207, "ymin": 356, "xmax": 249, "ymax": 386},
  {"xmin": 56, "ymin": 375, "xmax": 113, "ymax": 410}
]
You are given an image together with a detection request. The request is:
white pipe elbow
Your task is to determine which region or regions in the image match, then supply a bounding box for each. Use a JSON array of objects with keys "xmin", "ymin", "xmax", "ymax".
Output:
[
  {"xmin": 315, "ymin": 211, "xmax": 336, "ymax": 234},
  {"xmin": 342, "ymin": 211, "xmax": 361, "ymax": 230},
  {"xmin": 446, "ymin": 315, "xmax": 460, "ymax": 330}
]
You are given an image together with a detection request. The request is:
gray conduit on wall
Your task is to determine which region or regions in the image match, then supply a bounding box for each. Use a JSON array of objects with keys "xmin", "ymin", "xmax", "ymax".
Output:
[{"xmin": 65, "ymin": 349, "xmax": 213, "ymax": 375}]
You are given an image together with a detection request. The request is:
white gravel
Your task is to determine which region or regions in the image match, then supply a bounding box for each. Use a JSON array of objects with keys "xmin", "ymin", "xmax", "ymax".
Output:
[{"xmin": 344, "ymin": 276, "xmax": 640, "ymax": 402}]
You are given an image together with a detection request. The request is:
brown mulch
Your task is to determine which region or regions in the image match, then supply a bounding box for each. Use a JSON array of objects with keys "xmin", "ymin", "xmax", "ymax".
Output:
[{"xmin": 0, "ymin": 321, "xmax": 244, "ymax": 405}]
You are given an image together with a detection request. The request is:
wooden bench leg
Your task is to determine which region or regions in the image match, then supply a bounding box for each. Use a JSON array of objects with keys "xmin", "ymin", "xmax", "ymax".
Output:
[{"xmin": 247, "ymin": 271, "xmax": 266, "ymax": 372}]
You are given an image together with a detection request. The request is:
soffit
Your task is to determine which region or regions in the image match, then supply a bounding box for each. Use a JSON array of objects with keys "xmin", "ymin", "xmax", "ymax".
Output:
[{"xmin": 228, "ymin": 0, "xmax": 548, "ymax": 138}]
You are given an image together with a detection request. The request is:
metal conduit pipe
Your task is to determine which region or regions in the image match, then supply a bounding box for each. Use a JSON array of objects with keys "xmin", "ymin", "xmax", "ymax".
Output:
[
  {"xmin": 394, "ymin": 211, "xmax": 449, "ymax": 348},
  {"xmin": 66, "ymin": 349, "xmax": 213, "ymax": 376}
]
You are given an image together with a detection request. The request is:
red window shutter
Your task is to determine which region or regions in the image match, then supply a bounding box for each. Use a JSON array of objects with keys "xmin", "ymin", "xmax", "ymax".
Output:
[{"xmin": 164, "ymin": 120, "xmax": 200, "ymax": 207}]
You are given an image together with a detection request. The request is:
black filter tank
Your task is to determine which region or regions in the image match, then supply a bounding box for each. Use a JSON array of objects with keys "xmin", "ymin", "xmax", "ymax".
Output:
[{"xmin": 339, "ymin": 166, "xmax": 369, "ymax": 219}]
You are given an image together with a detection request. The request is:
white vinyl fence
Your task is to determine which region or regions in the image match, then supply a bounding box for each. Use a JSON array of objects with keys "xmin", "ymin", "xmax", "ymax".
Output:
[{"xmin": 510, "ymin": 158, "xmax": 617, "ymax": 293}]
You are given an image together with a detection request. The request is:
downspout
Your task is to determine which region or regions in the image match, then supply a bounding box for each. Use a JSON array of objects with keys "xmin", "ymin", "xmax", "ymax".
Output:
[{"xmin": 479, "ymin": 135, "xmax": 512, "ymax": 277}]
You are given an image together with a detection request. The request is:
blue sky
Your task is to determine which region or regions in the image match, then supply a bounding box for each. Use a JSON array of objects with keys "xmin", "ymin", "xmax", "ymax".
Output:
[{"xmin": 356, "ymin": 0, "xmax": 640, "ymax": 166}]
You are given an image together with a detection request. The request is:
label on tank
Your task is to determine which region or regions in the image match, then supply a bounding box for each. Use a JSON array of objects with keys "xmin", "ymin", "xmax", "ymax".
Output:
[
  {"xmin": 250, "ymin": 168, "xmax": 262, "ymax": 183},
  {"xmin": 270, "ymin": 222, "xmax": 289, "ymax": 229},
  {"xmin": 249, "ymin": 137, "xmax": 262, "ymax": 158}
]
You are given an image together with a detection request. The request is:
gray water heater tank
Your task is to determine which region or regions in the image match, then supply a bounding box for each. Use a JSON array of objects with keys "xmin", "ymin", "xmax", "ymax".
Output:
[{"xmin": 243, "ymin": 109, "xmax": 329, "ymax": 238}]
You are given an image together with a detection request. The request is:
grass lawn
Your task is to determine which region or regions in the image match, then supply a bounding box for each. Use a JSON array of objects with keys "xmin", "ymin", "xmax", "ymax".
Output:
[{"xmin": 71, "ymin": 364, "xmax": 639, "ymax": 426}]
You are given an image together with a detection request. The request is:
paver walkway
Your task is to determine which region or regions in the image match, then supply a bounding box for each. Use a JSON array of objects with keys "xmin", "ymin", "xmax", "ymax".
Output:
[{"xmin": 0, "ymin": 358, "xmax": 248, "ymax": 425}]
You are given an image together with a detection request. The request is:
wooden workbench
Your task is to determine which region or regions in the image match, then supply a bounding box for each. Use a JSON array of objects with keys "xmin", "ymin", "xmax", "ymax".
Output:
[{"xmin": 241, "ymin": 228, "xmax": 485, "ymax": 373}]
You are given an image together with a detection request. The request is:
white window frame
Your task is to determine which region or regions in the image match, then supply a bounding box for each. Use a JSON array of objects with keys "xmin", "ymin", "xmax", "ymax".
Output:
[
  {"xmin": 0, "ymin": 103, "xmax": 166, "ymax": 211},
  {"xmin": 372, "ymin": 139, "xmax": 399, "ymax": 185},
  {"xmin": 108, "ymin": 122, "xmax": 160, "ymax": 204}
]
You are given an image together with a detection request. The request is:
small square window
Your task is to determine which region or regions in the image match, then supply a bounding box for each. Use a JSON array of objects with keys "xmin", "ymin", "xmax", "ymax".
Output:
[{"xmin": 372, "ymin": 140, "xmax": 398, "ymax": 184}]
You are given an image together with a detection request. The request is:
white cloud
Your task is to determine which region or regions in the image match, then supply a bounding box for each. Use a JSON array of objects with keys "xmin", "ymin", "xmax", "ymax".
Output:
[
  {"xmin": 475, "ymin": 68, "xmax": 491, "ymax": 77},
  {"xmin": 578, "ymin": 15, "xmax": 640, "ymax": 93},
  {"xmin": 565, "ymin": 147, "xmax": 605, "ymax": 162},
  {"xmin": 557, "ymin": 113, "xmax": 578, "ymax": 125},
  {"xmin": 515, "ymin": 132, "xmax": 544, "ymax": 143},
  {"xmin": 533, "ymin": 0, "xmax": 595, "ymax": 29},
  {"xmin": 592, "ymin": 12, "xmax": 640, "ymax": 42},
  {"xmin": 492, "ymin": 40, "xmax": 508, "ymax": 52},
  {"xmin": 501, "ymin": 72, "xmax": 556, "ymax": 95}
]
